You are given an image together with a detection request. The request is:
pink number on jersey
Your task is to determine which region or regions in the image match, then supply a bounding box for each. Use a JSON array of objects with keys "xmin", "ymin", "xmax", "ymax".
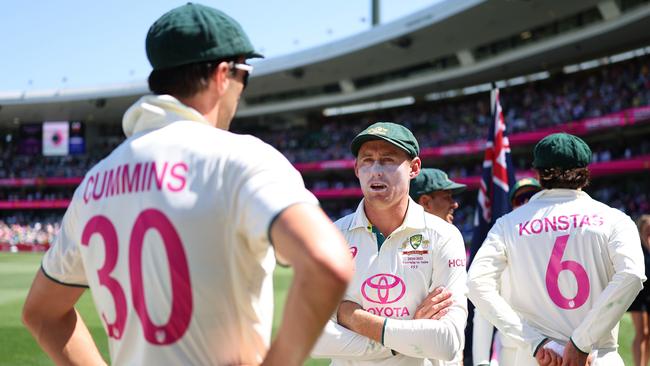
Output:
[
  {"xmin": 545, "ymin": 234, "xmax": 590, "ymax": 309},
  {"xmin": 129, "ymin": 209, "xmax": 193, "ymax": 345},
  {"xmin": 81, "ymin": 215, "xmax": 127, "ymax": 339}
]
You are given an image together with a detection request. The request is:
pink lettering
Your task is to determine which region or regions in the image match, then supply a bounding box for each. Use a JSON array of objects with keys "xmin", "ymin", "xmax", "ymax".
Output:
[
  {"xmin": 448, "ymin": 258, "xmax": 466, "ymax": 267},
  {"xmin": 149, "ymin": 161, "xmax": 169, "ymax": 190},
  {"xmin": 92, "ymin": 172, "xmax": 107, "ymax": 200},
  {"xmin": 530, "ymin": 219, "xmax": 543, "ymax": 234},
  {"xmin": 366, "ymin": 307, "xmax": 410, "ymax": 318},
  {"xmin": 105, "ymin": 167, "xmax": 120, "ymax": 197},
  {"xmin": 557, "ymin": 215, "xmax": 570, "ymax": 231},
  {"xmin": 592, "ymin": 214, "xmax": 604, "ymax": 226},
  {"xmin": 83, "ymin": 175, "xmax": 94, "ymax": 204},
  {"xmin": 167, "ymin": 163, "xmax": 188, "ymax": 192},
  {"xmin": 122, "ymin": 163, "xmax": 141, "ymax": 193},
  {"xmin": 544, "ymin": 217, "xmax": 557, "ymax": 232},
  {"xmin": 519, "ymin": 221, "xmax": 531, "ymax": 236},
  {"xmin": 570, "ymin": 214, "xmax": 580, "ymax": 227},
  {"xmin": 140, "ymin": 162, "xmax": 150, "ymax": 192},
  {"xmin": 579, "ymin": 215, "xmax": 591, "ymax": 227}
]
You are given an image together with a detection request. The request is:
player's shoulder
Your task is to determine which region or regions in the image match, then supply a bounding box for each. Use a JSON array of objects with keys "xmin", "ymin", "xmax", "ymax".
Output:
[
  {"xmin": 163, "ymin": 123, "xmax": 290, "ymax": 166},
  {"xmin": 422, "ymin": 211, "xmax": 464, "ymax": 242},
  {"xmin": 583, "ymin": 193, "xmax": 633, "ymax": 224},
  {"xmin": 333, "ymin": 212, "xmax": 356, "ymax": 232}
]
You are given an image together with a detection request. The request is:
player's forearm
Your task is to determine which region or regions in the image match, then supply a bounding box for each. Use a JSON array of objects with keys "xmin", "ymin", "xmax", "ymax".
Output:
[
  {"xmin": 23, "ymin": 307, "xmax": 106, "ymax": 366},
  {"xmin": 311, "ymin": 320, "xmax": 393, "ymax": 360},
  {"xmin": 383, "ymin": 307, "xmax": 465, "ymax": 360},
  {"xmin": 467, "ymin": 277, "xmax": 526, "ymax": 346},
  {"xmin": 571, "ymin": 271, "xmax": 644, "ymax": 352},
  {"xmin": 472, "ymin": 310, "xmax": 495, "ymax": 365},
  {"xmin": 265, "ymin": 258, "xmax": 351, "ymax": 365}
]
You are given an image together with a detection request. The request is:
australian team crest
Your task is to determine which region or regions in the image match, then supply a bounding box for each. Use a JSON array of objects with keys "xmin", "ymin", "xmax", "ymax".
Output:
[{"xmin": 409, "ymin": 234, "xmax": 423, "ymax": 250}]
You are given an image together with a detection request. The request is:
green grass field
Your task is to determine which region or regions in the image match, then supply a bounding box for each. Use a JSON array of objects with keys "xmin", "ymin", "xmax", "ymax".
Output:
[{"xmin": 0, "ymin": 253, "xmax": 635, "ymax": 365}]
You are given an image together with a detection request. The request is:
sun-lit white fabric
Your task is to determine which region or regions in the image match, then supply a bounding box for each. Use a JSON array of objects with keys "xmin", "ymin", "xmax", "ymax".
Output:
[
  {"xmin": 42, "ymin": 95, "xmax": 317, "ymax": 365},
  {"xmin": 312, "ymin": 199, "xmax": 467, "ymax": 366},
  {"xmin": 468, "ymin": 189, "xmax": 645, "ymax": 364}
]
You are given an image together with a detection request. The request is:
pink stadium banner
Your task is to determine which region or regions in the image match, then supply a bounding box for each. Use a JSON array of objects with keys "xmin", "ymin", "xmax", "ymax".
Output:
[
  {"xmin": 0, "ymin": 155, "xmax": 648, "ymax": 204},
  {"xmin": 0, "ymin": 243, "xmax": 50, "ymax": 252},
  {"xmin": 0, "ymin": 199, "xmax": 71, "ymax": 209},
  {"xmin": 296, "ymin": 106, "xmax": 650, "ymax": 172},
  {"xmin": 0, "ymin": 177, "xmax": 83, "ymax": 187}
]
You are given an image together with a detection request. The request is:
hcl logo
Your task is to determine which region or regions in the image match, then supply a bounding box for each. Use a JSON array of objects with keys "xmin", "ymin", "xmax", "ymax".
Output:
[{"xmin": 361, "ymin": 274, "xmax": 406, "ymax": 304}]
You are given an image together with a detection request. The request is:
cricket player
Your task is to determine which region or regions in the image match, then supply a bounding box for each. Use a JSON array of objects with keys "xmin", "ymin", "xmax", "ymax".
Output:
[
  {"xmin": 468, "ymin": 133, "xmax": 646, "ymax": 366},
  {"xmin": 311, "ymin": 122, "xmax": 468, "ymax": 366},
  {"xmin": 471, "ymin": 178, "xmax": 542, "ymax": 366},
  {"xmin": 22, "ymin": 4, "xmax": 352, "ymax": 365},
  {"xmin": 409, "ymin": 168, "xmax": 467, "ymax": 224}
]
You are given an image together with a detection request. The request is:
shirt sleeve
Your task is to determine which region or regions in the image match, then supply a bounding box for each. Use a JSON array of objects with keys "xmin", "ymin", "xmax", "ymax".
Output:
[
  {"xmin": 311, "ymin": 320, "xmax": 394, "ymax": 361},
  {"xmin": 229, "ymin": 140, "xmax": 318, "ymax": 261},
  {"xmin": 41, "ymin": 197, "xmax": 88, "ymax": 287},
  {"xmin": 467, "ymin": 219, "xmax": 536, "ymax": 350},
  {"xmin": 472, "ymin": 310, "xmax": 494, "ymax": 366},
  {"xmin": 571, "ymin": 216, "xmax": 646, "ymax": 352},
  {"xmin": 383, "ymin": 227, "xmax": 468, "ymax": 361}
]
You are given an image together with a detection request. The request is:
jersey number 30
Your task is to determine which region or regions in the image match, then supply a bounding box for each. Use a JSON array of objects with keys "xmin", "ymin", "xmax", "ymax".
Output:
[
  {"xmin": 81, "ymin": 209, "xmax": 192, "ymax": 345},
  {"xmin": 545, "ymin": 234, "xmax": 590, "ymax": 309}
]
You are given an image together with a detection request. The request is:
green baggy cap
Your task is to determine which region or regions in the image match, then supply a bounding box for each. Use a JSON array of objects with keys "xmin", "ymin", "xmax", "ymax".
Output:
[
  {"xmin": 146, "ymin": 2, "xmax": 263, "ymax": 70},
  {"xmin": 409, "ymin": 168, "xmax": 466, "ymax": 201},
  {"xmin": 508, "ymin": 177, "xmax": 542, "ymax": 203},
  {"xmin": 532, "ymin": 133, "xmax": 592, "ymax": 169},
  {"xmin": 350, "ymin": 122, "xmax": 419, "ymax": 158}
]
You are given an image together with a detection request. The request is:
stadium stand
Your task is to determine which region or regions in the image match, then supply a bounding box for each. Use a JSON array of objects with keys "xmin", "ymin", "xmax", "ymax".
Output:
[
  {"xmin": 2, "ymin": 0, "xmax": 650, "ymax": 250},
  {"xmin": 1, "ymin": 55, "xmax": 649, "ymax": 247}
]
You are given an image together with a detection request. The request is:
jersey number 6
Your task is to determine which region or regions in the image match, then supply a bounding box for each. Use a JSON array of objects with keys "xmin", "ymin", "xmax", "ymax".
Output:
[
  {"xmin": 545, "ymin": 234, "xmax": 590, "ymax": 309},
  {"xmin": 81, "ymin": 209, "xmax": 192, "ymax": 345}
]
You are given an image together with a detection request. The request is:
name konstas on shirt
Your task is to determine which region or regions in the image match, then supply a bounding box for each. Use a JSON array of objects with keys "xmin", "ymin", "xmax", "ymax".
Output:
[{"xmin": 517, "ymin": 213, "xmax": 604, "ymax": 236}]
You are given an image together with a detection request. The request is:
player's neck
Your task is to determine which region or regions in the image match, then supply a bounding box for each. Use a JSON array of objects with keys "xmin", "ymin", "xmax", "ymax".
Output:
[
  {"xmin": 177, "ymin": 92, "xmax": 220, "ymax": 127},
  {"xmin": 363, "ymin": 197, "xmax": 409, "ymax": 237}
]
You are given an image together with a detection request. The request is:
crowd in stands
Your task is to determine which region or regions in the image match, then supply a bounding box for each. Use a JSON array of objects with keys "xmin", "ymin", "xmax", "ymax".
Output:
[
  {"xmin": 239, "ymin": 55, "xmax": 650, "ymax": 164},
  {"xmin": 0, "ymin": 213, "xmax": 60, "ymax": 246},
  {"xmin": 1, "ymin": 55, "xmax": 650, "ymax": 247},
  {"xmin": 3, "ymin": 174, "xmax": 646, "ymax": 247}
]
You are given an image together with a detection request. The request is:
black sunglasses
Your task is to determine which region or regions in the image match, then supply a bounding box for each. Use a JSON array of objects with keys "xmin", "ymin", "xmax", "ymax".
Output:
[{"xmin": 229, "ymin": 62, "xmax": 253, "ymax": 89}]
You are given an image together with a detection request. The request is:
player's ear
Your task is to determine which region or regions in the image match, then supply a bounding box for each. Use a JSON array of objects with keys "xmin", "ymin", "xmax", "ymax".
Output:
[
  {"xmin": 353, "ymin": 158, "xmax": 360, "ymax": 178},
  {"xmin": 409, "ymin": 157, "xmax": 421, "ymax": 179},
  {"xmin": 417, "ymin": 194, "xmax": 428, "ymax": 207},
  {"xmin": 213, "ymin": 61, "xmax": 231, "ymax": 95}
]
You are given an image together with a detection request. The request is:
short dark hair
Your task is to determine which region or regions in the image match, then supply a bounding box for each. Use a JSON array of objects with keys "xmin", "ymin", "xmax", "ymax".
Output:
[
  {"xmin": 148, "ymin": 59, "xmax": 236, "ymax": 98},
  {"xmin": 536, "ymin": 167, "xmax": 590, "ymax": 190}
]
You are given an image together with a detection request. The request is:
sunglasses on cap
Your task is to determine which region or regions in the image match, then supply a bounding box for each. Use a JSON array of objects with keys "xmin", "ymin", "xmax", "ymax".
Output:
[
  {"xmin": 229, "ymin": 62, "xmax": 253, "ymax": 89},
  {"xmin": 512, "ymin": 189, "xmax": 539, "ymax": 207}
]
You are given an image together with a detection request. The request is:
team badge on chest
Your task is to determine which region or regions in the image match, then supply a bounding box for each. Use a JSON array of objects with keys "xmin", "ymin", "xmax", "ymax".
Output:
[{"xmin": 400, "ymin": 233, "xmax": 430, "ymax": 268}]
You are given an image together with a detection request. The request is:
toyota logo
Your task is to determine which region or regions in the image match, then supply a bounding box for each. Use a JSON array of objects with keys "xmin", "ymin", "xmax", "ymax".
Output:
[{"xmin": 361, "ymin": 274, "xmax": 406, "ymax": 304}]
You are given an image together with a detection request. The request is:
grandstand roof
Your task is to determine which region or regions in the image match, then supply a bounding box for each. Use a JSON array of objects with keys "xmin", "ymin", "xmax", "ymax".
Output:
[{"xmin": 1, "ymin": 0, "xmax": 650, "ymax": 125}]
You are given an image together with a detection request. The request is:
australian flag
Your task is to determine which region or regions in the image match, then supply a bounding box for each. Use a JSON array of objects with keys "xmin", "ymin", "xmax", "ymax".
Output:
[
  {"xmin": 464, "ymin": 88, "xmax": 517, "ymax": 365},
  {"xmin": 470, "ymin": 88, "xmax": 517, "ymax": 261}
]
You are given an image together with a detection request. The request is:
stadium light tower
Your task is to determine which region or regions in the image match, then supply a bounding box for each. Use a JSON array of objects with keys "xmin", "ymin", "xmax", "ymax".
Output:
[{"xmin": 372, "ymin": 0, "xmax": 380, "ymax": 26}]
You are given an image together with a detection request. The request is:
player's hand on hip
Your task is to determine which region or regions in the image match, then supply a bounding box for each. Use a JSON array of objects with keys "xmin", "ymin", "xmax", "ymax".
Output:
[
  {"xmin": 414, "ymin": 286, "xmax": 452, "ymax": 320},
  {"xmin": 561, "ymin": 342, "xmax": 591, "ymax": 366}
]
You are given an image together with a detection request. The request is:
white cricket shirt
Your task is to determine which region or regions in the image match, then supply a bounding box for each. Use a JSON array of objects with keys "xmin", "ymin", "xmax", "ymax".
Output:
[
  {"xmin": 312, "ymin": 199, "xmax": 467, "ymax": 366},
  {"xmin": 41, "ymin": 95, "xmax": 318, "ymax": 365},
  {"xmin": 468, "ymin": 189, "xmax": 645, "ymax": 359}
]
